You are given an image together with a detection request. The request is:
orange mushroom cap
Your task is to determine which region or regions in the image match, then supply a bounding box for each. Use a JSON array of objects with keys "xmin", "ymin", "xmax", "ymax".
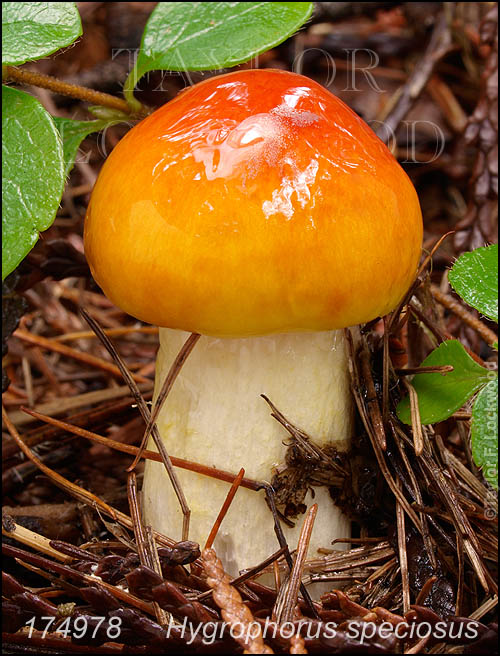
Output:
[{"xmin": 84, "ymin": 70, "xmax": 422, "ymax": 337}]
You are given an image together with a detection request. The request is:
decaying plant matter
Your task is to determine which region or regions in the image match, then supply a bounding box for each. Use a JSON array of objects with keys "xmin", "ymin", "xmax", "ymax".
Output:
[
  {"xmin": 3, "ymin": 261, "xmax": 498, "ymax": 652},
  {"xmin": 2, "ymin": 3, "xmax": 498, "ymax": 654},
  {"xmin": 454, "ymin": 4, "xmax": 498, "ymax": 251}
]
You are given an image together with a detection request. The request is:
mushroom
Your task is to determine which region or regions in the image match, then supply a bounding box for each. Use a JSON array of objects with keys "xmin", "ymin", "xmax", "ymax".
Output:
[{"xmin": 84, "ymin": 69, "xmax": 422, "ymax": 578}]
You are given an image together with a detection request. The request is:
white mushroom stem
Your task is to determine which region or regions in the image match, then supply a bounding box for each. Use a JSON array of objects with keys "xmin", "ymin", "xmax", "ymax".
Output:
[{"xmin": 142, "ymin": 329, "xmax": 352, "ymax": 577}]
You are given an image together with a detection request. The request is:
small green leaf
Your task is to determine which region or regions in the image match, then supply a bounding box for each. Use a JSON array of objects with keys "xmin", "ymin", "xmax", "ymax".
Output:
[
  {"xmin": 2, "ymin": 2, "xmax": 82, "ymax": 66},
  {"xmin": 397, "ymin": 340, "xmax": 492, "ymax": 425},
  {"xmin": 53, "ymin": 117, "xmax": 115, "ymax": 178},
  {"xmin": 471, "ymin": 376, "xmax": 498, "ymax": 489},
  {"xmin": 2, "ymin": 86, "xmax": 65, "ymax": 280},
  {"xmin": 449, "ymin": 244, "xmax": 498, "ymax": 322},
  {"xmin": 132, "ymin": 2, "xmax": 313, "ymax": 81}
]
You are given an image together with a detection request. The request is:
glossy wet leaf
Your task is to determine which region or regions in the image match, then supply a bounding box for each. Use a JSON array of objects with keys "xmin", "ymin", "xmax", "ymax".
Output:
[
  {"xmin": 133, "ymin": 2, "xmax": 313, "ymax": 81},
  {"xmin": 471, "ymin": 376, "xmax": 498, "ymax": 489},
  {"xmin": 449, "ymin": 244, "xmax": 498, "ymax": 322},
  {"xmin": 2, "ymin": 2, "xmax": 82, "ymax": 66},
  {"xmin": 2, "ymin": 86, "xmax": 65, "ymax": 280},
  {"xmin": 397, "ymin": 340, "xmax": 492, "ymax": 425},
  {"xmin": 53, "ymin": 117, "xmax": 114, "ymax": 178}
]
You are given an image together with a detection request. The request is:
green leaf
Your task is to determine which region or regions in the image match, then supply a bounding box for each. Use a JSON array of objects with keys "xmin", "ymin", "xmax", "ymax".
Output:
[
  {"xmin": 133, "ymin": 1, "xmax": 313, "ymax": 80},
  {"xmin": 53, "ymin": 117, "xmax": 114, "ymax": 178},
  {"xmin": 471, "ymin": 376, "xmax": 498, "ymax": 489},
  {"xmin": 2, "ymin": 86, "xmax": 65, "ymax": 280},
  {"xmin": 2, "ymin": 2, "xmax": 82, "ymax": 66},
  {"xmin": 397, "ymin": 340, "xmax": 492, "ymax": 425},
  {"xmin": 449, "ymin": 244, "xmax": 498, "ymax": 322}
]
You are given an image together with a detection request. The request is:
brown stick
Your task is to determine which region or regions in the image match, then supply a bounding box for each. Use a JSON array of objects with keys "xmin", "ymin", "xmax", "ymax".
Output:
[
  {"xmin": 21, "ymin": 406, "xmax": 262, "ymax": 492},
  {"xmin": 131, "ymin": 332, "xmax": 201, "ymax": 471},
  {"xmin": 396, "ymin": 482, "xmax": 411, "ymax": 615},
  {"xmin": 430, "ymin": 284, "xmax": 498, "ymax": 347},
  {"xmin": 4, "ymin": 66, "xmax": 140, "ymax": 115},
  {"xmin": 127, "ymin": 472, "xmax": 170, "ymax": 626},
  {"xmin": 402, "ymin": 379, "xmax": 425, "ymax": 457},
  {"xmin": 79, "ymin": 308, "xmax": 191, "ymax": 541},
  {"xmin": 2, "ymin": 405, "xmax": 176, "ymax": 550},
  {"xmin": 53, "ymin": 325, "xmax": 159, "ymax": 342},
  {"xmin": 279, "ymin": 504, "xmax": 318, "ymax": 624}
]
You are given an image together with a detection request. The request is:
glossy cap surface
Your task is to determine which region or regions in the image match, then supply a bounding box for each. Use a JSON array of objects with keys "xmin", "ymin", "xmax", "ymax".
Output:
[{"xmin": 84, "ymin": 70, "xmax": 422, "ymax": 337}]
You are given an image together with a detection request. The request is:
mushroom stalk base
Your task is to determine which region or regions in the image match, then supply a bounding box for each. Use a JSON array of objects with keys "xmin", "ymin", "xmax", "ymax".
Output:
[{"xmin": 142, "ymin": 329, "xmax": 352, "ymax": 579}]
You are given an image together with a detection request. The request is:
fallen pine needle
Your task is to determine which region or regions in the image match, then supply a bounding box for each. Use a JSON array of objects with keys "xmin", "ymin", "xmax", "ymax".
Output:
[
  {"xmin": 205, "ymin": 468, "xmax": 245, "ymax": 549},
  {"xmin": 279, "ymin": 504, "xmax": 318, "ymax": 624},
  {"xmin": 21, "ymin": 407, "xmax": 261, "ymax": 491},
  {"xmin": 14, "ymin": 328, "xmax": 149, "ymax": 384}
]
